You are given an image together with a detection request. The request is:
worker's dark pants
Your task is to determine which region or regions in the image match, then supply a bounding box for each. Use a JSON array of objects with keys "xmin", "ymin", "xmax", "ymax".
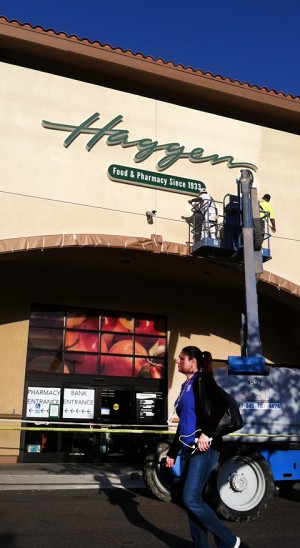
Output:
[{"xmin": 181, "ymin": 447, "xmax": 236, "ymax": 547}]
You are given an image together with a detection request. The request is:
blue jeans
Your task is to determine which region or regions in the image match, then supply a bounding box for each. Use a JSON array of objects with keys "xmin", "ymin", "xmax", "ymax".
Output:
[{"xmin": 181, "ymin": 447, "xmax": 236, "ymax": 548}]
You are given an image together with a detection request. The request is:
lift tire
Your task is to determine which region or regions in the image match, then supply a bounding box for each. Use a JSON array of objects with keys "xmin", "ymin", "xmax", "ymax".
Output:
[
  {"xmin": 142, "ymin": 440, "xmax": 181, "ymax": 502},
  {"xmin": 253, "ymin": 218, "xmax": 264, "ymax": 250},
  {"xmin": 206, "ymin": 449, "xmax": 275, "ymax": 522}
]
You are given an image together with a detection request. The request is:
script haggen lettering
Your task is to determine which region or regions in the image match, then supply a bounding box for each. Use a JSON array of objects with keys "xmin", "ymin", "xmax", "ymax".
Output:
[{"xmin": 42, "ymin": 112, "xmax": 258, "ymax": 173}]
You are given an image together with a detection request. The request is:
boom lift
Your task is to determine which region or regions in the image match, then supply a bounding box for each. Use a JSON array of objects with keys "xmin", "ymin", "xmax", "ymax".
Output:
[
  {"xmin": 191, "ymin": 169, "xmax": 269, "ymax": 375},
  {"xmin": 143, "ymin": 170, "xmax": 300, "ymax": 522}
]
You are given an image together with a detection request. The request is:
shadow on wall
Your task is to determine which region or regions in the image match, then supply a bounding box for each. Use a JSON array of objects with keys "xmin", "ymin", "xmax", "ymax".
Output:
[
  {"xmin": 0, "ymin": 251, "xmax": 298, "ymax": 368},
  {"xmin": 214, "ymin": 365, "xmax": 300, "ymax": 439}
]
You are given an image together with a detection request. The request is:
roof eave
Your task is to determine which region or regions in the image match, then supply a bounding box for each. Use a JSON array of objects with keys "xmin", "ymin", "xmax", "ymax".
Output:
[{"xmin": 1, "ymin": 18, "xmax": 300, "ymax": 133}]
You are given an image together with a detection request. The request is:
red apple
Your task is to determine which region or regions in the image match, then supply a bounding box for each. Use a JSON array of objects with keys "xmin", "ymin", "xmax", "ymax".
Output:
[
  {"xmin": 73, "ymin": 354, "xmax": 99, "ymax": 374},
  {"xmin": 101, "ymin": 317, "xmax": 131, "ymax": 347},
  {"xmin": 101, "ymin": 338, "xmax": 108, "ymax": 354},
  {"xmin": 111, "ymin": 321, "xmax": 133, "ymax": 345},
  {"xmin": 65, "ymin": 331, "xmax": 99, "ymax": 353},
  {"xmin": 135, "ymin": 319, "xmax": 159, "ymax": 335},
  {"xmin": 134, "ymin": 357, "xmax": 150, "ymax": 377},
  {"xmin": 101, "ymin": 316, "xmax": 118, "ymax": 330},
  {"xmin": 104, "ymin": 339, "xmax": 147, "ymax": 377},
  {"xmin": 118, "ymin": 317, "xmax": 133, "ymax": 331},
  {"xmin": 101, "ymin": 317, "xmax": 117, "ymax": 347},
  {"xmin": 66, "ymin": 313, "xmax": 99, "ymax": 330}
]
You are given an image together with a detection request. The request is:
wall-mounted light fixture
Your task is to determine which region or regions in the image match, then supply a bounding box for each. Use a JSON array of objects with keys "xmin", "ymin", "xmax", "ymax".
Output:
[{"xmin": 146, "ymin": 210, "xmax": 157, "ymax": 224}]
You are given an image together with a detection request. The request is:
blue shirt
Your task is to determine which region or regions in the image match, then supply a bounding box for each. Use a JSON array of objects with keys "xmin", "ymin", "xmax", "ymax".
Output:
[{"xmin": 175, "ymin": 373, "xmax": 199, "ymax": 446}]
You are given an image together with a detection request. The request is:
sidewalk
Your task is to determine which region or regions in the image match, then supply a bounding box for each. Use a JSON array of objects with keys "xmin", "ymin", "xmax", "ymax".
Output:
[{"xmin": 0, "ymin": 462, "xmax": 145, "ymax": 491}]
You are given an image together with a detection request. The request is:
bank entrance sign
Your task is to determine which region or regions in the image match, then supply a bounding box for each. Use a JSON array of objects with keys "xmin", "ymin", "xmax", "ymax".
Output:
[
  {"xmin": 108, "ymin": 164, "xmax": 205, "ymax": 195},
  {"xmin": 63, "ymin": 388, "xmax": 95, "ymax": 420}
]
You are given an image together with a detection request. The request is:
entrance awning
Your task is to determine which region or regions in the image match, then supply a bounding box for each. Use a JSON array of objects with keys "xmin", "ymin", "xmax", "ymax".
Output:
[{"xmin": 0, "ymin": 232, "xmax": 299, "ymax": 307}]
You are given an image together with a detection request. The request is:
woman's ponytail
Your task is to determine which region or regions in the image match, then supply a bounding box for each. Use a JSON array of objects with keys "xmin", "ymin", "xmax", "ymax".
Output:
[{"xmin": 203, "ymin": 351, "xmax": 213, "ymax": 376}]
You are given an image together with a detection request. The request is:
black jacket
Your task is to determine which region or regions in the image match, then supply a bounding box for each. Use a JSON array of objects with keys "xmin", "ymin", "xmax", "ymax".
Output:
[{"xmin": 167, "ymin": 371, "xmax": 228, "ymax": 459}]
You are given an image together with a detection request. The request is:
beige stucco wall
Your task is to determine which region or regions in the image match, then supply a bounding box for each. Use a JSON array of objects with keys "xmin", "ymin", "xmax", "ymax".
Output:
[
  {"xmin": 0, "ymin": 317, "xmax": 28, "ymax": 459},
  {"xmin": 1, "ymin": 62, "xmax": 299, "ymax": 285}
]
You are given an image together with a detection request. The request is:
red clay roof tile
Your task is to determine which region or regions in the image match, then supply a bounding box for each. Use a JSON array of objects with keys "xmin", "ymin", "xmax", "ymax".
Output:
[{"xmin": 0, "ymin": 15, "xmax": 299, "ymax": 101}]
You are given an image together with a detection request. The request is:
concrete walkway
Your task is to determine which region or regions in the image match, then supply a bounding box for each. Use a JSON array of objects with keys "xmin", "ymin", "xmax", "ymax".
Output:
[{"xmin": 0, "ymin": 462, "xmax": 145, "ymax": 491}]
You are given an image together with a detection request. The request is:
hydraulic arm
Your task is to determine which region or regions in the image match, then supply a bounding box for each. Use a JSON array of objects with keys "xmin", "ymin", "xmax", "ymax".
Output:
[{"xmin": 228, "ymin": 170, "xmax": 266, "ymax": 374}]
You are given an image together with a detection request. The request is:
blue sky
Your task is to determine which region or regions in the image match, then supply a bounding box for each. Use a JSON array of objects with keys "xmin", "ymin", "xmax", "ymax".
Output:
[{"xmin": 0, "ymin": 0, "xmax": 299, "ymax": 97}]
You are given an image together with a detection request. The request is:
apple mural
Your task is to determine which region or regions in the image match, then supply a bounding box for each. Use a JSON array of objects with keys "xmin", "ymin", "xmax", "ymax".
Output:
[{"xmin": 103, "ymin": 339, "xmax": 147, "ymax": 377}]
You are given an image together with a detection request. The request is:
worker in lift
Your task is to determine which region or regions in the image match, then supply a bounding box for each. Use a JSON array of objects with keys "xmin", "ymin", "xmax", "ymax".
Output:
[
  {"xmin": 182, "ymin": 186, "xmax": 218, "ymax": 242},
  {"xmin": 259, "ymin": 194, "xmax": 276, "ymax": 235}
]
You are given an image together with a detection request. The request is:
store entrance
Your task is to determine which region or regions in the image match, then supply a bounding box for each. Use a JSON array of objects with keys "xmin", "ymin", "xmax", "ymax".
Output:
[{"xmin": 20, "ymin": 379, "xmax": 165, "ymax": 463}]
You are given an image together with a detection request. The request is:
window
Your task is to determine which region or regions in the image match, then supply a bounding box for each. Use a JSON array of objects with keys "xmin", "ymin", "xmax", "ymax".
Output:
[{"xmin": 26, "ymin": 305, "xmax": 167, "ymax": 379}]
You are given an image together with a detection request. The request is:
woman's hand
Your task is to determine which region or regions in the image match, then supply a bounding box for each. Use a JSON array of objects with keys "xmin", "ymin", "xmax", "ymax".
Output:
[
  {"xmin": 165, "ymin": 455, "xmax": 175, "ymax": 468},
  {"xmin": 198, "ymin": 433, "xmax": 211, "ymax": 452}
]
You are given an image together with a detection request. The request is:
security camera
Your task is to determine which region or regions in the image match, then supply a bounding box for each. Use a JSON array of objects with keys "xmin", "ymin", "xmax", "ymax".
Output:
[{"xmin": 146, "ymin": 210, "xmax": 157, "ymax": 224}]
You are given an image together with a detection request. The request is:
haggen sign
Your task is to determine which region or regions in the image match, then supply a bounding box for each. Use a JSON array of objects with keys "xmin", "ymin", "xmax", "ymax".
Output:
[{"xmin": 42, "ymin": 112, "xmax": 258, "ymax": 173}]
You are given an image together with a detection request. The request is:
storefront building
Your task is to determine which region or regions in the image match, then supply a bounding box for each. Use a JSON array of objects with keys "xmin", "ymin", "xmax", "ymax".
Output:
[{"xmin": 0, "ymin": 17, "xmax": 300, "ymax": 463}]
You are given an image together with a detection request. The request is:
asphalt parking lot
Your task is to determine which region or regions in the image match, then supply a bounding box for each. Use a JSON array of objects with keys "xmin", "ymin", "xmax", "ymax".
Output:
[{"xmin": 0, "ymin": 465, "xmax": 299, "ymax": 548}]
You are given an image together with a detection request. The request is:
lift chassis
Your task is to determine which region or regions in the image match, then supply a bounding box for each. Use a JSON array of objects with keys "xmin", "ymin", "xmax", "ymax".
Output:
[{"xmin": 143, "ymin": 171, "xmax": 300, "ymax": 521}]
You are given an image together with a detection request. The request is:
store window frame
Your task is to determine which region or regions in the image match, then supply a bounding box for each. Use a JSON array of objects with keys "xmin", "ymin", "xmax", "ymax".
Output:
[
  {"xmin": 26, "ymin": 304, "xmax": 167, "ymax": 381},
  {"xmin": 21, "ymin": 304, "xmax": 168, "ymax": 462}
]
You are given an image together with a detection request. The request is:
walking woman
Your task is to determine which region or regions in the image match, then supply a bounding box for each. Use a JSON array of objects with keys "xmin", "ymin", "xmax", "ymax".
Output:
[{"xmin": 165, "ymin": 346, "xmax": 240, "ymax": 548}]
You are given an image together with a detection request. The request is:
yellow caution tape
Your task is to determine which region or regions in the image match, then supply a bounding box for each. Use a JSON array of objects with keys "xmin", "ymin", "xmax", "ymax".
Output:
[
  {"xmin": 0, "ymin": 426, "xmax": 173, "ymax": 434},
  {"xmin": 0, "ymin": 426, "xmax": 299, "ymax": 437}
]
